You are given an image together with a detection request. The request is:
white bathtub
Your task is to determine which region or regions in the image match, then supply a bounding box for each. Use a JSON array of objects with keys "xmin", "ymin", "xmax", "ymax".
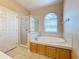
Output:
[
  {"xmin": 36, "ymin": 36, "xmax": 65, "ymax": 43},
  {"xmin": 31, "ymin": 36, "xmax": 72, "ymax": 50}
]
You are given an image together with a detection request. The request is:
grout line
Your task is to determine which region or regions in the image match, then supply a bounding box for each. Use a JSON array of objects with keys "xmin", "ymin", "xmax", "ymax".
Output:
[{"xmin": 5, "ymin": 47, "xmax": 17, "ymax": 53}]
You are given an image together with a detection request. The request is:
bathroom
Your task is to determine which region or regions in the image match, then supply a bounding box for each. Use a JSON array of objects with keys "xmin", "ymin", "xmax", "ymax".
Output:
[
  {"xmin": 0, "ymin": 0, "xmax": 79, "ymax": 59},
  {"xmin": 29, "ymin": 1, "xmax": 72, "ymax": 59}
]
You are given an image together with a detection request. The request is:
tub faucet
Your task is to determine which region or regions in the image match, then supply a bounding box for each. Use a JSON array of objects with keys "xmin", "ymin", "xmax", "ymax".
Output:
[{"xmin": 35, "ymin": 38, "xmax": 38, "ymax": 41}]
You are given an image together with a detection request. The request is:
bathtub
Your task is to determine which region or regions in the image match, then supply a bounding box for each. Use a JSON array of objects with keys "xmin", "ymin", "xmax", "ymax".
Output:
[
  {"xmin": 30, "ymin": 35, "xmax": 72, "ymax": 50},
  {"xmin": 35, "ymin": 36, "xmax": 66, "ymax": 43},
  {"xmin": 30, "ymin": 32, "xmax": 65, "ymax": 43}
]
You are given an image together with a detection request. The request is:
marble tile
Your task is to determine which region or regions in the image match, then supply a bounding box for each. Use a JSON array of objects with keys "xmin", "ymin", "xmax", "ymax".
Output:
[
  {"xmin": 30, "ymin": 53, "xmax": 40, "ymax": 59},
  {"xmin": 6, "ymin": 46, "xmax": 53, "ymax": 59},
  {"xmin": 39, "ymin": 55, "xmax": 52, "ymax": 59}
]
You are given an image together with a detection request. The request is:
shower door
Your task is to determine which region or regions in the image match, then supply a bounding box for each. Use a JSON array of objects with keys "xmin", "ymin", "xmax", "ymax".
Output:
[{"xmin": 20, "ymin": 16, "xmax": 29, "ymax": 46}]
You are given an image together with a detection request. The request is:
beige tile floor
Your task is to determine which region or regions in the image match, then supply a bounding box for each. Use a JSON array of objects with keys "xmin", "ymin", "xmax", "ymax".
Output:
[{"xmin": 6, "ymin": 46, "xmax": 53, "ymax": 59}]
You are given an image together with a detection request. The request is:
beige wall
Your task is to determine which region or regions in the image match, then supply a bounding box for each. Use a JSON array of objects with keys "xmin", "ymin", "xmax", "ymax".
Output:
[
  {"xmin": 30, "ymin": 2, "xmax": 63, "ymax": 37},
  {"xmin": 64, "ymin": 0, "xmax": 79, "ymax": 59},
  {"xmin": 0, "ymin": 0, "xmax": 29, "ymax": 15}
]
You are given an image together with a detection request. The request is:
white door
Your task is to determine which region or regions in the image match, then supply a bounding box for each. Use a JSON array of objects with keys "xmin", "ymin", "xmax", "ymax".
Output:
[
  {"xmin": 20, "ymin": 16, "xmax": 29, "ymax": 45},
  {"xmin": 0, "ymin": 6, "xmax": 18, "ymax": 52}
]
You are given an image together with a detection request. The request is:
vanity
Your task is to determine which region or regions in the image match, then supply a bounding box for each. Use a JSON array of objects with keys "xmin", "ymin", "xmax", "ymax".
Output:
[{"xmin": 30, "ymin": 42, "xmax": 72, "ymax": 59}]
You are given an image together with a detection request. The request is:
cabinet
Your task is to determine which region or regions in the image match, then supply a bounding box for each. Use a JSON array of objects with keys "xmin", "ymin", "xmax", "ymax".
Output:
[
  {"xmin": 56, "ymin": 48, "xmax": 71, "ymax": 59},
  {"xmin": 37, "ymin": 44, "xmax": 46, "ymax": 55},
  {"xmin": 46, "ymin": 46, "xmax": 56, "ymax": 58},
  {"xmin": 30, "ymin": 43, "xmax": 72, "ymax": 59},
  {"xmin": 30, "ymin": 43, "xmax": 38, "ymax": 53}
]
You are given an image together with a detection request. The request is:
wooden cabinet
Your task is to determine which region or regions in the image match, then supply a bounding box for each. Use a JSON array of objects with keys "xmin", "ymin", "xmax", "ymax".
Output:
[
  {"xmin": 46, "ymin": 46, "xmax": 56, "ymax": 58},
  {"xmin": 30, "ymin": 43, "xmax": 72, "ymax": 59},
  {"xmin": 30, "ymin": 43, "xmax": 38, "ymax": 53},
  {"xmin": 56, "ymin": 48, "xmax": 71, "ymax": 59},
  {"xmin": 37, "ymin": 44, "xmax": 46, "ymax": 55}
]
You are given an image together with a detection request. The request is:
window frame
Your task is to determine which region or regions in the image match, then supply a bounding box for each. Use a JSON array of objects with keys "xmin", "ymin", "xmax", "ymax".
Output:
[{"xmin": 43, "ymin": 12, "xmax": 58, "ymax": 33}]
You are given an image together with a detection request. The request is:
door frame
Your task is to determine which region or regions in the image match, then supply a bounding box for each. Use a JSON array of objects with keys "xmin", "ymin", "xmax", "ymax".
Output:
[{"xmin": 17, "ymin": 14, "xmax": 30, "ymax": 48}]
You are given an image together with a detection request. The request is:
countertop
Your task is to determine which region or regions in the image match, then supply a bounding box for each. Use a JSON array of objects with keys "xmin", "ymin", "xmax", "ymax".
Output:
[
  {"xmin": 0, "ymin": 51, "xmax": 12, "ymax": 59},
  {"xmin": 30, "ymin": 40, "xmax": 72, "ymax": 50}
]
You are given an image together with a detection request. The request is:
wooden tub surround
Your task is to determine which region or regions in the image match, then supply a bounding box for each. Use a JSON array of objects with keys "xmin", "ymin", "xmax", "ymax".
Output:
[{"xmin": 30, "ymin": 43, "xmax": 72, "ymax": 59}]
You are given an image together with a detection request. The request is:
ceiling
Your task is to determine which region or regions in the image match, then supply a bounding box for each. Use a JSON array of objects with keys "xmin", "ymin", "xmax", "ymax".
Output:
[{"xmin": 16, "ymin": 0, "xmax": 63, "ymax": 11}]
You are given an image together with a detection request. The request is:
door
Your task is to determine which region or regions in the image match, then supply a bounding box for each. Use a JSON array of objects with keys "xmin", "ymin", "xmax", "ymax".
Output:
[
  {"xmin": 0, "ymin": 6, "xmax": 18, "ymax": 52},
  {"xmin": 20, "ymin": 16, "xmax": 29, "ymax": 45},
  {"xmin": 56, "ymin": 48, "xmax": 71, "ymax": 59}
]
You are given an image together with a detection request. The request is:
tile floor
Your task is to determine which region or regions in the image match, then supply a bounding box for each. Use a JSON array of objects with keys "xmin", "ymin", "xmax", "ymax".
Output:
[{"xmin": 6, "ymin": 46, "xmax": 52, "ymax": 59}]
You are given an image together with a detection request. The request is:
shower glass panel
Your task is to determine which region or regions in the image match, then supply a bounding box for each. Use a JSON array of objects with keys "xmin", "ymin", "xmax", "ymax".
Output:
[
  {"xmin": 20, "ymin": 16, "xmax": 29, "ymax": 46},
  {"xmin": 30, "ymin": 16, "xmax": 39, "ymax": 32}
]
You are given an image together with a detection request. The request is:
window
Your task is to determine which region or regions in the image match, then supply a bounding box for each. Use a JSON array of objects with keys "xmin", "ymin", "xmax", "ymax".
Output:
[
  {"xmin": 30, "ymin": 16, "xmax": 38, "ymax": 32},
  {"xmin": 44, "ymin": 13, "xmax": 57, "ymax": 32}
]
